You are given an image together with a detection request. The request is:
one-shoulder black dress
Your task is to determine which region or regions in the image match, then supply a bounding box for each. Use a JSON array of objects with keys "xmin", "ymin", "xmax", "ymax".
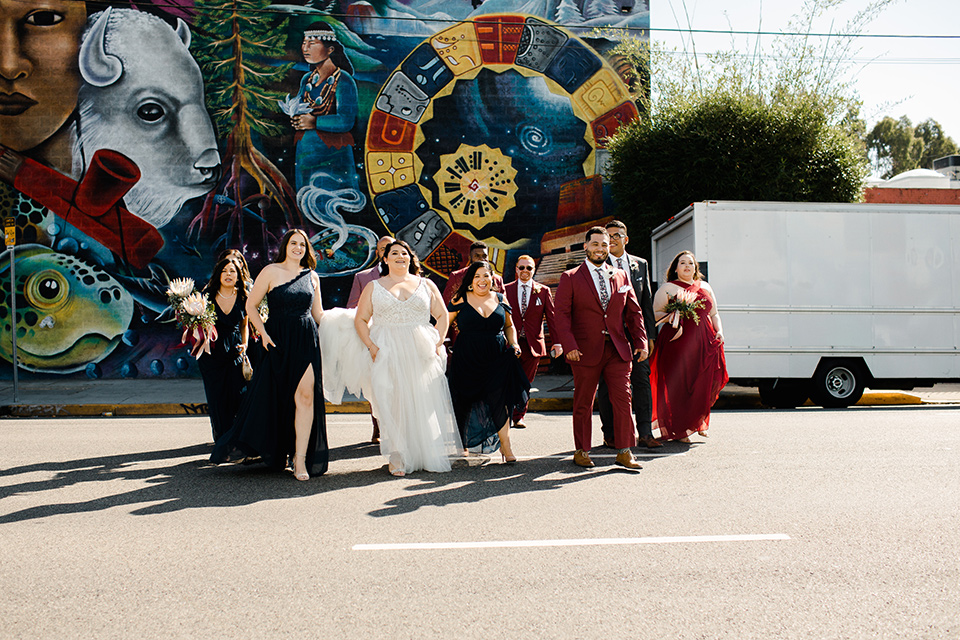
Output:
[
  {"xmin": 211, "ymin": 270, "xmax": 328, "ymax": 476},
  {"xmin": 447, "ymin": 294, "xmax": 530, "ymax": 451}
]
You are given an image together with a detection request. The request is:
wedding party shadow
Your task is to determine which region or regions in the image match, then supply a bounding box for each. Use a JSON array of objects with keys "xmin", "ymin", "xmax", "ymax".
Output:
[
  {"xmin": 0, "ymin": 441, "xmax": 680, "ymax": 524},
  {"xmin": 364, "ymin": 445, "xmax": 684, "ymax": 518}
]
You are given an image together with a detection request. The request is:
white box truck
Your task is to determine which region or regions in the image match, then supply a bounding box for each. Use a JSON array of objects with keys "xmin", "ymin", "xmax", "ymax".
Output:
[{"xmin": 650, "ymin": 200, "xmax": 960, "ymax": 407}]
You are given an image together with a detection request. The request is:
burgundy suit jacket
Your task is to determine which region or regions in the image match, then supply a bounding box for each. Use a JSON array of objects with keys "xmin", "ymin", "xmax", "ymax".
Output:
[
  {"xmin": 504, "ymin": 279, "xmax": 557, "ymax": 358},
  {"xmin": 554, "ymin": 262, "xmax": 647, "ymax": 367},
  {"xmin": 347, "ymin": 265, "xmax": 380, "ymax": 308}
]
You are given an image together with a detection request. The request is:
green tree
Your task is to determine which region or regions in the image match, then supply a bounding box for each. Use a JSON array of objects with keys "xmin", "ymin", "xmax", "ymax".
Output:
[
  {"xmin": 915, "ymin": 118, "xmax": 958, "ymax": 169},
  {"xmin": 604, "ymin": 0, "xmax": 890, "ymax": 244},
  {"xmin": 189, "ymin": 0, "xmax": 301, "ymax": 248},
  {"xmin": 866, "ymin": 116, "xmax": 922, "ymax": 178}
]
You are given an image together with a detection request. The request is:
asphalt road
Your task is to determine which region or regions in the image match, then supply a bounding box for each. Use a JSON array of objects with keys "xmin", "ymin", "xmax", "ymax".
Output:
[{"xmin": 1, "ymin": 407, "xmax": 958, "ymax": 639}]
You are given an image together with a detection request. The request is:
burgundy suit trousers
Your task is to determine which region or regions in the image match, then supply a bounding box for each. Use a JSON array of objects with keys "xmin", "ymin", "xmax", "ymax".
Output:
[{"xmin": 571, "ymin": 340, "xmax": 634, "ymax": 451}]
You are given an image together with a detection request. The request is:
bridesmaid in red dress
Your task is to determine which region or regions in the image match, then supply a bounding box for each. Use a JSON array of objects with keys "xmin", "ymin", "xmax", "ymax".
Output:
[{"xmin": 650, "ymin": 251, "xmax": 729, "ymax": 442}]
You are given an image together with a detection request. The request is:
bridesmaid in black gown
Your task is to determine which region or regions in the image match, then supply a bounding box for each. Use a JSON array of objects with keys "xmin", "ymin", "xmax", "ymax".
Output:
[
  {"xmin": 198, "ymin": 256, "xmax": 249, "ymax": 441},
  {"xmin": 218, "ymin": 248, "xmax": 262, "ymax": 369},
  {"xmin": 447, "ymin": 261, "xmax": 530, "ymax": 462},
  {"xmin": 211, "ymin": 229, "xmax": 328, "ymax": 480}
]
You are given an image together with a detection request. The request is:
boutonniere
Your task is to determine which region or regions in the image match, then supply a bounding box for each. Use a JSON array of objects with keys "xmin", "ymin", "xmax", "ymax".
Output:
[{"xmin": 599, "ymin": 264, "xmax": 615, "ymax": 280}]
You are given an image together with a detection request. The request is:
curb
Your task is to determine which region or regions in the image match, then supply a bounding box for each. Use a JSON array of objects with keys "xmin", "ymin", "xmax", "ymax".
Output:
[{"xmin": 0, "ymin": 392, "xmax": 935, "ymax": 418}]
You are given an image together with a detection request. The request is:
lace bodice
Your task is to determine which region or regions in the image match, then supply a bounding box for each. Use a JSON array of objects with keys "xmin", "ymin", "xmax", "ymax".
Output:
[{"xmin": 373, "ymin": 278, "xmax": 431, "ymax": 326}]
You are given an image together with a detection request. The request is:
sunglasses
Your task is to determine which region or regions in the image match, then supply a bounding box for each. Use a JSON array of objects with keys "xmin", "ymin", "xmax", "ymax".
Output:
[{"xmin": 516, "ymin": 265, "xmax": 534, "ymax": 271}]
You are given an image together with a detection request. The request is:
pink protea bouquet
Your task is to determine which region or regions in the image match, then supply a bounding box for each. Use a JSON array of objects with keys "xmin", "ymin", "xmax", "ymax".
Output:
[
  {"xmin": 657, "ymin": 288, "xmax": 705, "ymax": 341},
  {"xmin": 167, "ymin": 278, "xmax": 218, "ymax": 357}
]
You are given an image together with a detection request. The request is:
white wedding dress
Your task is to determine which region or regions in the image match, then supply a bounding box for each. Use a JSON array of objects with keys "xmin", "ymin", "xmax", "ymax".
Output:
[{"xmin": 319, "ymin": 278, "xmax": 462, "ymax": 473}]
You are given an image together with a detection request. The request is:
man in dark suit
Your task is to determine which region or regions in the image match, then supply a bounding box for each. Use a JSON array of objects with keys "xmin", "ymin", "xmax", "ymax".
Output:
[
  {"xmin": 504, "ymin": 255, "xmax": 562, "ymax": 429},
  {"xmin": 442, "ymin": 240, "xmax": 504, "ymax": 304},
  {"xmin": 346, "ymin": 234, "xmax": 393, "ymax": 442},
  {"xmin": 347, "ymin": 235, "xmax": 394, "ymax": 309},
  {"xmin": 554, "ymin": 227, "xmax": 648, "ymax": 470},
  {"xmin": 597, "ymin": 220, "xmax": 662, "ymax": 449}
]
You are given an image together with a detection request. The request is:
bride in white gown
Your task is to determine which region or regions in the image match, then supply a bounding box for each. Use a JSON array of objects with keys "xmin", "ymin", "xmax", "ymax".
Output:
[{"xmin": 320, "ymin": 240, "xmax": 462, "ymax": 476}]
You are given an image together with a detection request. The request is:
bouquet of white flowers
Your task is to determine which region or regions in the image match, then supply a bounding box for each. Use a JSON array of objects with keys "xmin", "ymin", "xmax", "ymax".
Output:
[
  {"xmin": 167, "ymin": 278, "xmax": 218, "ymax": 358},
  {"xmin": 656, "ymin": 288, "xmax": 705, "ymax": 342}
]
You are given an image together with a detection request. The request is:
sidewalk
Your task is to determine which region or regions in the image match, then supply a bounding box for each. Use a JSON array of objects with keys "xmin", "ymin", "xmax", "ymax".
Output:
[{"xmin": 0, "ymin": 375, "xmax": 957, "ymax": 417}]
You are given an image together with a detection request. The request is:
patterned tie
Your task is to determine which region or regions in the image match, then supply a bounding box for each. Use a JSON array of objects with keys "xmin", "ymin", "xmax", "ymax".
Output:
[
  {"xmin": 617, "ymin": 257, "xmax": 625, "ymax": 272},
  {"xmin": 519, "ymin": 284, "xmax": 528, "ymax": 337},
  {"xmin": 596, "ymin": 268, "xmax": 609, "ymax": 310}
]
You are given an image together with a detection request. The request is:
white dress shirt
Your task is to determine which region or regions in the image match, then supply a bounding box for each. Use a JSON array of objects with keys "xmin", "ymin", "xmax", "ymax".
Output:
[
  {"xmin": 586, "ymin": 260, "xmax": 611, "ymax": 304},
  {"xmin": 609, "ymin": 253, "xmax": 630, "ymax": 274}
]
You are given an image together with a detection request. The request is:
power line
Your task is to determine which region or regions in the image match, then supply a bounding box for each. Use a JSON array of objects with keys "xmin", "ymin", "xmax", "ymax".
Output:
[{"xmin": 88, "ymin": 0, "xmax": 960, "ymax": 42}]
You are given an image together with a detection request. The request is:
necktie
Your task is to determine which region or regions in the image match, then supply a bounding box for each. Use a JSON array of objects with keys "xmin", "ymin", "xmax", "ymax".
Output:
[
  {"xmin": 596, "ymin": 268, "xmax": 609, "ymax": 310},
  {"xmin": 519, "ymin": 285, "xmax": 527, "ymax": 337},
  {"xmin": 617, "ymin": 257, "xmax": 625, "ymax": 272}
]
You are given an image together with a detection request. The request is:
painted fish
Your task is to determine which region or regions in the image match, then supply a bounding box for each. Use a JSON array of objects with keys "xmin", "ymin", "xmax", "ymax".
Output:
[{"xmin": 0, "ymin": 245, "xmax": 133, "ymax": 373}]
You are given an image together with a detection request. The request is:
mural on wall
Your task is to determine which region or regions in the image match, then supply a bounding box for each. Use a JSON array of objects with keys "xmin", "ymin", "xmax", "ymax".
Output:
[{"xmin": 0, "ymin": 0, "xmax": 649, "ymax": 378}]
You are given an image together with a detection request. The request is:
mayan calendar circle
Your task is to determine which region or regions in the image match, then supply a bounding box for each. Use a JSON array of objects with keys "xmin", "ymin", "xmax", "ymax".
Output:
[{"xmin": 365, "ymin": 14, "xmax": 638, "ymax": 277}]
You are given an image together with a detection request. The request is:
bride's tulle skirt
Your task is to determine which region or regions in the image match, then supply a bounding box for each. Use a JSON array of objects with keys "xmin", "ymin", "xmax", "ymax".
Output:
[{"xmin": 319, "ymin": 308, "xmax": 462, "ymax": 473}]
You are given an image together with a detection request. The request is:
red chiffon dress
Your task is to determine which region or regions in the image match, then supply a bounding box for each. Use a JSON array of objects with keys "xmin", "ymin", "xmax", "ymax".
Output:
[{"xmin": 650, "ymin": 280, "xmax": 729, "ymax": 440}]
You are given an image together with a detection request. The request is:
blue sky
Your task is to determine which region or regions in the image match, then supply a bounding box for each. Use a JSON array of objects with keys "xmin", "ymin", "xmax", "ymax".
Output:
[{"xmin": 652, "ymin": 0, "xmax": 960, "ymax": 143}]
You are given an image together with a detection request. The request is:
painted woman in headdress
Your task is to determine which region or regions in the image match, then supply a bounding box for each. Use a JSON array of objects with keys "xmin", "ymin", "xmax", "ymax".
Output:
[{"xmin": 289, "ymin": 21, "xmax": 360, "ymax": 196}]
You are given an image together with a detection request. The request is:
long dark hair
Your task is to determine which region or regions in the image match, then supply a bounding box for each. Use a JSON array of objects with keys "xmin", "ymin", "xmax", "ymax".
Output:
[
  {"xmin": 455, "ymin": 260, "xmax": 493, "ymax": 302},
  {"xmin": 666, "ymin": 250, "xmax": 703, "ymax": 282},
  {"xmin": 203, "ymin": 257, "xmax": 248, "ymax": 306},
  {"xmin": 378, "ymin": 239, "xmax": 421, "ymax": 276},
  {"xmin": 217, "ymin": 248, "xmax": 252, "ymax": 289},
  {"xmin": 275, "ymin": 229, "xmax": 317, "ymax": 269},
  {"xmin": 302, "ymin": 22, "xmax": 354, "ymax": 75}
]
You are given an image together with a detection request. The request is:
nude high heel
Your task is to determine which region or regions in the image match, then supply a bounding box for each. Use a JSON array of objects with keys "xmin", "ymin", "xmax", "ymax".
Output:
[{"xmin": 292, "ymin": 454, "xmax": 309, "ymax": 481}]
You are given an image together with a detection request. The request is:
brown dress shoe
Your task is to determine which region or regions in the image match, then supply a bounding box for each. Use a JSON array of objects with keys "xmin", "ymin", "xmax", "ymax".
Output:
[
  {"xmin": 512, "ymin": 420, "xmax": 527, "ymax": 429},
  {"xmin": 573, "ymin": 449, "xmax": 595, "ymax": 468},
  {"xmin": 615, "ymin": 451, "xmax": 642, "ymax": 470},
  {"xmin": 639, "ymin": 437, "xmax": 663, "ymax": 449}
]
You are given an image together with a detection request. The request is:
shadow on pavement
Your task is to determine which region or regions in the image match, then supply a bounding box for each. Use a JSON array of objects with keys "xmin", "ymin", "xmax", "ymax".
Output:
[{"xmin": 0, "ymin": 440, "xmax": 693, "ymax": 523}]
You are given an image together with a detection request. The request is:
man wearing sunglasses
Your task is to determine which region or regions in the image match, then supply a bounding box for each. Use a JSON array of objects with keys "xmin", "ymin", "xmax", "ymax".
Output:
[
  {"xmin": 598, "ymin": 220, "xmax": 661, "ymax": 449},
  {"xmin": 504, "ymin": 255, "xmax": 562, "ymax": 429}
]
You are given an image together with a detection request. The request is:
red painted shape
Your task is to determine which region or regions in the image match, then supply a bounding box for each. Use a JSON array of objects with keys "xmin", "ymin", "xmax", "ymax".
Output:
[
  {"xmin": 0, "ymin": 145, "xmax": 163, "ymax": 269},
  {"xmin": 475, "ymin": 15, "xmax": 525, "ymax": 65},
  {"xmin": 366, "ymin": 110, "xmax": 418, "ymax": 152},
  {"xmin": 556, "ymin": 175, "xmax": 603, "ymax": 228},
  {"xmin": 591, "ymin": 101, "xmax": 640, "ymax": 148}
]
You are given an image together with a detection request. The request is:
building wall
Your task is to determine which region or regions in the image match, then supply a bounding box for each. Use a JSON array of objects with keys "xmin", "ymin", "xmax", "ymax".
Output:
[
  {"xmin": 0, "ymin": 0, "xmax": 649, "ymax": 378},
  {"xmin": 863, "ymin": 187, "xmax": 960, "ymax": 206}
]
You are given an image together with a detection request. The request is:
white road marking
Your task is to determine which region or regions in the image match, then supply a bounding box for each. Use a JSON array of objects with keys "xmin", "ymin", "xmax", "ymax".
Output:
[{"xmin": 354, "ymin": 533, "xmax": 790, "ymax": 551}]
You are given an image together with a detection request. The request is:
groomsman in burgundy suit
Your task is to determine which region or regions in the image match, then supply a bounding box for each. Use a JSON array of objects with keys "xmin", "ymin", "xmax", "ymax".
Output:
[
  {"xmin": 346, "ymin": 234, "xmax": 393, "ymax": 442},
  {"xmin": 554, "ymin": 227, "xmax": 648, "ymax": 470},
  {"xmin": 347, "ymin": 235, "xmax": 394, "ymax": 309},
  {"xmin": 504, "ymin": 255, "xmax": 562, "ymax": 429},
  {"xmin": 597, "ymin": 220, "xmax": 662, "ymax": 449}
]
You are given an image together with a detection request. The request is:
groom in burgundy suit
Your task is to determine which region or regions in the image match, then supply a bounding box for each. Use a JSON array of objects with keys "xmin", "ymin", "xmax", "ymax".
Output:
[{"xmin": 554, "ymin": 227, "xmax": 648, "ymax": 470}]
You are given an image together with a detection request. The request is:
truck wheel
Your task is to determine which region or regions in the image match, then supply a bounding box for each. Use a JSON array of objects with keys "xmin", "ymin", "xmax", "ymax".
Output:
[
  {"xmin": 811, "ymin": 361, "xmax": 866, "ymax": 408},
  {"xmin": 758, "ymin": 380, "xmax": 810, "ymax": 409}
]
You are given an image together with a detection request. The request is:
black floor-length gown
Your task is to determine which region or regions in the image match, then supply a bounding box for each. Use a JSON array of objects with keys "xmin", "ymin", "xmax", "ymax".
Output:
[
  {"xmin": 211, "ymin": 270, "xmax": 328, "ymax": 475},
  {"xmin": 197, "ymin": 299, "xmax": 246, "ymax": 442},
  {"xmin": 447, "ymin": 294, "xmax": 530, "ymax": 450}
]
